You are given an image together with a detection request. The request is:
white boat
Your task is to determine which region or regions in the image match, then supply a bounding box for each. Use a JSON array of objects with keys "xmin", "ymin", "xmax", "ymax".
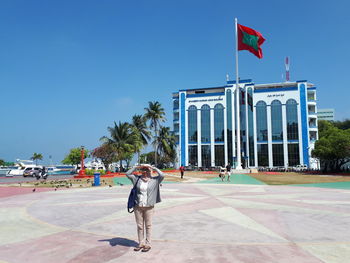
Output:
[
  {"xmin": 0, "ymin": 166, "xmax": 16, "ymax": 175},
  {"xmin": 47, "ymin": 165, "xmax": 75, "ymax": 175},
  {"xmin": 6, "ymin": 160, "xmax": 41, "ymax": 177},
  {"xmin": 76, "ymin": 159, "xmax": 106, "ymax": 172}
]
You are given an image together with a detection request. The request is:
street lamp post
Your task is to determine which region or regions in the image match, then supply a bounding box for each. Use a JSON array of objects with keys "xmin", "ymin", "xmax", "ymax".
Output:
[{"xmin": 78, "ymin": 146, "xmax": 86, "ymax": 176}]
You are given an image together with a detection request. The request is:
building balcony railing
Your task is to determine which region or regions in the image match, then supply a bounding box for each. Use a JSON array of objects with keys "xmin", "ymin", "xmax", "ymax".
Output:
[
  {"xmin": 308, "ymin": 114, "xmax": 317, "ymax": 119},
  {"xmin": 309, "ymin": 125, "xmax": 318, "ymax": 129}
]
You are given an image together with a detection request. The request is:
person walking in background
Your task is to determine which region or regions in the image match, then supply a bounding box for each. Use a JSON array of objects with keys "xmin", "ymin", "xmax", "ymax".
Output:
[
  {"xmin": 126, "ymin": 164, "xmax": 164, "ymax": 252},
  {"xmin": 219, "ymin": 166, "xmax": 226, "ymax": 182},
  {"xmin": 226, "ymin": 162, "xmax": 232, "ymax": 182},
  {"xmin": 179, "ymin": 165, "xmax": 185, "ymax": 179}
]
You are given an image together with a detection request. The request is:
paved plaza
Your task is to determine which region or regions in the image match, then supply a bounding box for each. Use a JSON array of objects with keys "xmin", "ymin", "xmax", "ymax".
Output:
[{"xmin": 1, "ymin": 177, "xmax": 350, "ymax": 263}]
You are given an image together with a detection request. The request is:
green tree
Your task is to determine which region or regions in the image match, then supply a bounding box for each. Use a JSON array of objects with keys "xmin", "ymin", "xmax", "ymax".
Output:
[
  {"xmin": 31, "ymin": 153, "xmax": 43, "ymax": 165},
  {"xmin": 318, "ymin": 120, "xmax": 335, "ymax": 137},
  {"xmin": 144, "ymin": 101, "xmax": 166, "ymax": 166},
  {"xmin": 312, "ymin": 122, "xmax": 350, "ymax": 172},
  {"xmin": 153, "ymin": 126, "xmax": 177, "ymax": 167},
  {"xmin": 131, "ymin": 114, "xmax": 151, "ymax": 163},
  {"xmin": 62, "ymin": 148, "xmax": 89, "ymax": 166},
  {"xmin": 332, "ymin": 119, "xmax": 350, "ymax": 130},
  {"xmin": 122, "ymin": 151, "xmax": 134, "ymax": 170},
  {"xmin": 0, "ymin": 159, "xmax": 5, "ymax": 166},
  {"xmin": 140, "ymin": 152, "xmax": 155, "ymax": 164},
  {"xmin": 100, "ymin": 121, "xmax": 140, "ymax": 170}
]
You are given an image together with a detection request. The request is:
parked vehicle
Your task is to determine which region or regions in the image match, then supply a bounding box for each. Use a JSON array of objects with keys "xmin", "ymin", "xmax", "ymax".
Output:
[
  {"xmin": 293, "ymin": 165, "xmax": 308, "ymax": 172},
  {"xmin": 7, "ymin": 160, "xmax": 39, "ymax": 176},
  {"xmin": 23, "ymin": 167, "xmax": 42, "ymax": 178}
]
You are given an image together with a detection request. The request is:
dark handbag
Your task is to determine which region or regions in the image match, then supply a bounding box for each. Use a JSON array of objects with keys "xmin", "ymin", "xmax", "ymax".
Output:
[{"xmin": 127, "ymin": 177, "xmax": 140, "ymax": 213}]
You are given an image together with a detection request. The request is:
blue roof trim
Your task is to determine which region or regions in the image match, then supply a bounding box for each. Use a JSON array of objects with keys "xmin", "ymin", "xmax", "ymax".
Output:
[
  {"xmin": 307, "ymin": 87, "xmax": 317, "ymax": 90},
  {"xmin": 227, "ymin": 79, "xmax": 252, "ymax": 84},
  {"xmin": 254, "ymin": 87, "xmax": 298, "ymax": 93},
  {"xmin": 297, "ymin": 80, "xmax": 307, "ymax": 83},
  {"xmin": 186, "ymin": 92, "xmax": 225, "ymax": 98}
]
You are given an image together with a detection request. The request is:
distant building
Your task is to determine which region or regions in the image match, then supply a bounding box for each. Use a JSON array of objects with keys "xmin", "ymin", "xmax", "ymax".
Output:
[
  {"xmin": 317, "ymin": 108, "xmax": 335, "ymax": 121},
  {"xmin": 173, "ymin": 79, "xmax": 319, "ymax": 169}
]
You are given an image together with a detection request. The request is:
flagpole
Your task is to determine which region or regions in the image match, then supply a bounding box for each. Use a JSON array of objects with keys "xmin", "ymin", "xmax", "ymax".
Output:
[{"xmin": 235, "ymin": 18, "xmax": 242, "ymax": 170}]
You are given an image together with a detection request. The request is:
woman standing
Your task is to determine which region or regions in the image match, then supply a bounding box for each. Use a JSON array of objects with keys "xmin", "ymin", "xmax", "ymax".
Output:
[{"xmin": 126, "ymin": 164, "xmax": 164, "ymax": 252}]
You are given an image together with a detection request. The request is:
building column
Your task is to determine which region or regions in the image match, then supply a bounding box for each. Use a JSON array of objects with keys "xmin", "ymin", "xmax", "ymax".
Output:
[
  {"xmin": 253, "ymin": 103, "xmax": 258, "ymax": 167},
  {"xmin": 224, "ymin": 105, "xmax": 228, "ymax": 166},
  {"xmin": 267, "ymin": 105, "xmax": 273, "ymax": 168},
  {"xmin": 282, "ymin": 104, "xmax": 288, "ymax": 168},
  {"xmin": 245, "ymin": 88, "xmax": 249, "ymax": 167},
  {"xmin": 210, "ymin": 108, "xmax": 215, "ymax": 167},
  {"xmin": 232, "ymin": 88, "xmax": 236, "ymax": 161},
  {"xmin": 197, "ymin": 109, "xmax": 202, "ymax": 167},
  {"xmin": 180, "ymin": 92, "xmax": 187, "ymax": 166}
]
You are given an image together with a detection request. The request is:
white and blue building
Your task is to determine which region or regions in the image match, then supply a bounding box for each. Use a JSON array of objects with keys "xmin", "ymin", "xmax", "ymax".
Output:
[{"xmin": 172, "ymin": 79, "xmax": 319, "ymax": 169}]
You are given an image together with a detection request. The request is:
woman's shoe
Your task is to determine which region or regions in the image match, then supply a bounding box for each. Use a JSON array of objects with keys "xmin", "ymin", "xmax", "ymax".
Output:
[
  {"xmin": 134, "ymin": 246, "xmax": 144, "ymax": 251},
  {"xmin": 142, "ymin": 246, "xmax": 151, "ymax": 252}
]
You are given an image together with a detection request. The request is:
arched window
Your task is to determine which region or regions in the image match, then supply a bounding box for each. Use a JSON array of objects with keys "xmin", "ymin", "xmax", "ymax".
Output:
[
  {"xmin": 271, "ymin": 100, "xmax": 283, "ymax": 141},
  {"xmin": 214, "ymin": 104, "xmax": 224, "ymax": 142},
  {"xmin": 286, "ymin": 99, "xmax": 299, "ymax": 140},
  {"xmin": 187, "ymin": 105, "xmax": 197, "ymax": 143},
  {"xmin": 173, "ymin": 99, "xmax": 179, "ymax": 109},
  {"xmin": 256, "ymin": 101, "xmax": 268, "ymax": 141},
  {"xmin": 201, "ymin": 104, "xmax": 210, "ymax": 143}
]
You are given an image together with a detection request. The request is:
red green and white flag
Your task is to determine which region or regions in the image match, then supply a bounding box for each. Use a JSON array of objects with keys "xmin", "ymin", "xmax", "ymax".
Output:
[{"xmin": 237, "ymin": 24, "xmax": 265, "ymax": 59}]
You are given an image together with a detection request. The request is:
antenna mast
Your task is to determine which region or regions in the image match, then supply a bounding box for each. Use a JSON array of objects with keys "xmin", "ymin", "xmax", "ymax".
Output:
[{"xmin": 285, "ymin": 56, "xmax": 290, "ymax": 82}]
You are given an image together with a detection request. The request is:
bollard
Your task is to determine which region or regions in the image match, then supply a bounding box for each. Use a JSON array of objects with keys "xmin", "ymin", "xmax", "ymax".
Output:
[{"xmin": 93, "ymin": 172, "xmax": 100, "ymax": 186}]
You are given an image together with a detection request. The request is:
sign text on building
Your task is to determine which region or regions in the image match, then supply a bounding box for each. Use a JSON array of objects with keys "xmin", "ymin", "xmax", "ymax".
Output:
[
  {"xmin": 188, "ymin": 98, "xmax": 223, "ymax": 103},
  {"xmin": 267, "ymin": 93, "xmax": 285, "ymax": 98}
]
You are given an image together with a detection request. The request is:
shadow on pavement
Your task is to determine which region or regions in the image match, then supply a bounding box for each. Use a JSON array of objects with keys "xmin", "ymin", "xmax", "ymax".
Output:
[{"xmin": 99, "ymin": 237, "xmax": 138, "ymax": 247}]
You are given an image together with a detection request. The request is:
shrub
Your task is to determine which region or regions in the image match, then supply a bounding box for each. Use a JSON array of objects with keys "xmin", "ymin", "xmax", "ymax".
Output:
[{"xmin": 85, "ymin": 169, "xmax": 106, "ymax": 175}]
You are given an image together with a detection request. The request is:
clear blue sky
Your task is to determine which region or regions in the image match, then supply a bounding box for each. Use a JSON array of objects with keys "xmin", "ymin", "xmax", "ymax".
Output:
[{"xmin": 1, "ymin": 0, "xmax": 349, "ymax": 164}]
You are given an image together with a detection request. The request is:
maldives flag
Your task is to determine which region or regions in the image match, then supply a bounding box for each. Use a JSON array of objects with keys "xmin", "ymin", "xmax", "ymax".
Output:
[{"xmin": 237, "ymin": 24, "xmax": 265, "ymax": 59}]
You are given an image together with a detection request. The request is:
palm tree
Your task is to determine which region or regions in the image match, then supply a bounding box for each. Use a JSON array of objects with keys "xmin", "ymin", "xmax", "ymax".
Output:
[
  {"xmin": 31, "ymin": 153, "xmax": 43, "ymax": 165},
  {"xmin": 100, "ymin": 121, "xmax": 141, "ymax": 170},
  {"xmin": 153, "ymin": 126, "xmax": 176, "ymax": 166},
  {"xmin": 131, "ymin": 114, "xmax": 151, "ymax": 163},
  {"xmin": 144, "ymin": 101, "xmax": 166, "ymax": 165}
]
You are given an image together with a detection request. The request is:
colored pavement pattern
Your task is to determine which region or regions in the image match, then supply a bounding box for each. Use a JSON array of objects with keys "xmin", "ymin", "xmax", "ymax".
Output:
[
  {"xmin": 1, "ymin": 175, "xmax": 350, "ymax": 262},
  {"xmin": 293, "ymin": 181, "xmax": 350, "ymax": 190}
]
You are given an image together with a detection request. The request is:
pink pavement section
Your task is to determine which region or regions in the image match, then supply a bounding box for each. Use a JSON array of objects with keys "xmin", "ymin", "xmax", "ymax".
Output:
[
  {"xmin": 0, "ymin": 183, "xmax": 350, "ymax": 263},
  {"xmin": 0, "ymin": 186, "xmax": 56, "ymax": 198}
]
